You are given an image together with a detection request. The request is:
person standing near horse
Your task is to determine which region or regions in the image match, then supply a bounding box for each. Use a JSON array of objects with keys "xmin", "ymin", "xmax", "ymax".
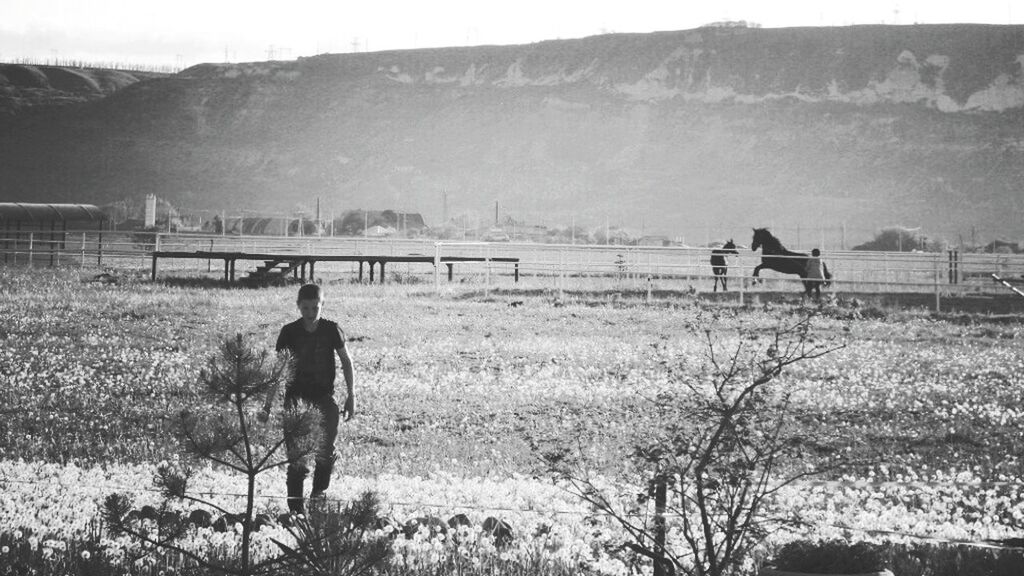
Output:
[
  {"xmin": 805, "ymin": 248, "xmax": 824, "ymax": 299},
  {"xmin": 750, "ymin": 228, "xmax": 831, "ymax": 297}
]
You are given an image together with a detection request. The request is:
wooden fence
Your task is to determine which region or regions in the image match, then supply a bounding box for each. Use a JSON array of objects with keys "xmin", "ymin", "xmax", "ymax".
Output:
[{"xmin": 2, "ymin": 230, "xmax": 1022, "ymax": 305}]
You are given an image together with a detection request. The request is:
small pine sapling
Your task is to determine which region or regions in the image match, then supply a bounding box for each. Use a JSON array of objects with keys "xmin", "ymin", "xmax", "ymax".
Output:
[{"xmin": 104, "ymin": 334, "xmax": 323, "ymax": 575}]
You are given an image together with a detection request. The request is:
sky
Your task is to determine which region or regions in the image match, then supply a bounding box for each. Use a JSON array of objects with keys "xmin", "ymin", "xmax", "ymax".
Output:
[{"xmin": 0, "ymin": 0, "xmax": 1020, "ymax": 70}]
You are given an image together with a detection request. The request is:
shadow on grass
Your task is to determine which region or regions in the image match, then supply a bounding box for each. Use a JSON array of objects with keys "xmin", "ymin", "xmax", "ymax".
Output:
[{"xmin": 156, "ymin": 276, "xmax": 302, "ymax": 289}]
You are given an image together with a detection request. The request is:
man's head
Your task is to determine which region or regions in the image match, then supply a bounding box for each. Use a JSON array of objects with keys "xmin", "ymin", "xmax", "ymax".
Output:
[
  {"xmin": 812, "ymin": 248, "xmax": 821, "ymax": 257},
  {"xmin": 296, "ymin": 283, "xmax": 323, "ymax": 321}
]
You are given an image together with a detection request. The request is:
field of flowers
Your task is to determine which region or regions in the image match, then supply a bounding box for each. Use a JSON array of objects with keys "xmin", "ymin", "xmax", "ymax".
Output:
[{"xmin": 1, "ymin": 267, "xmax": 1024, "ymax": 574}]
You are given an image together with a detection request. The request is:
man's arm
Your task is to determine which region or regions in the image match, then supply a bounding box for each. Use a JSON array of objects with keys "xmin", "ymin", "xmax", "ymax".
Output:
[{"xmin": 337, "ymin": 344, "xmax": 355, "ymax": 420}]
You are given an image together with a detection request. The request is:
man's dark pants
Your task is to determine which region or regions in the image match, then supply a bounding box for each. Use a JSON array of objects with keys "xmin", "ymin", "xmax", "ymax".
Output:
[{"xmin": 284, "ymin": 392, "xmax": 340, "ymax": 513}]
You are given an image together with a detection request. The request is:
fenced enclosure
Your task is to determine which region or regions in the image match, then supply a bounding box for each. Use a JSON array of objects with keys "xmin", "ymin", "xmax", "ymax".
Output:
[{"xmin": 2, "ymin": 230, "xmax": 1023, "ymax": 305}]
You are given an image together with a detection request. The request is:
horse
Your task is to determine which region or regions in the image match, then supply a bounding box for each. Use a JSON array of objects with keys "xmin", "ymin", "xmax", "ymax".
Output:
[
  {"xmin": 710, "ymin": 239, "xmax": 739, "ymax": 292},
  {"xmin": 750, "ymin": 228, "xmax": 831, "ymax": 297}
]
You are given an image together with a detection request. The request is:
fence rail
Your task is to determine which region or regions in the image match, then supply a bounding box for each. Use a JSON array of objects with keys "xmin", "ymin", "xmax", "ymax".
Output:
[{"xmin": 2, "ymin": 230, "xmax": 1023, "ymax": 303}]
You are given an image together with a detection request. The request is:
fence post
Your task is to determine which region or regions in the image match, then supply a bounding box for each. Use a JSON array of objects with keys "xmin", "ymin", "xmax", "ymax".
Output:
[
  {"xmin": 884, "ymin": 253, "xmax": 890, "ymax": 292},
  {"xmin": 738, "ymin": 254, "xmax": 745, "ymax": 306},
  {"xmin": 434, "ymin": 242, "xmax": 441, "ymax": 293},
  {"xmin": 653, "ymin": 476, "xmax": 668, "ymax": 576},
  {"xmin": 485, "ymin": 243, "xmax": 492, "ymax": 290},
  {"xmin": 81, "ymin": 232, "xmax": 87, "ymax": 267},
  {"xmin": 934, "ymin": 253, "xmax": 941, "ymax": 313},
  {"xmin": 27, "ymin": 233, "xmax": 34, "ymax": 267},
  {"xmin": 628, "ymin": 248, "xmax": 634, "ymax": 285},
  {"xmin": 97, "ymin": 232, "xmax": 103, "ymax": 267},
  {"xmin": 559, "ymin": 248, "xmax": 565, "ymax": 299}
]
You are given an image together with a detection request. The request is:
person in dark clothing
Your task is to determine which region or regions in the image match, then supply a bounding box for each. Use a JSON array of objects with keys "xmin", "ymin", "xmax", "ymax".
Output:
[
  {"xmin": 805, "ymin": 248, "xmax": 824, "ymax": 299},
  {"xmin": 269, "ymin": 283, "xmax": 355, "ymax": 514}
]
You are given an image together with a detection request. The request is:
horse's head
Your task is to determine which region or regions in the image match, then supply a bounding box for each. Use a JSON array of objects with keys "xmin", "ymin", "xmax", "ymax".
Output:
[
  {"xmin": 723, "ymin": 239, "xmax": 738, "ymax": 254},
  {"xmin": 751, "ymin": 228, "xmax": 768, "ymax": 252}
]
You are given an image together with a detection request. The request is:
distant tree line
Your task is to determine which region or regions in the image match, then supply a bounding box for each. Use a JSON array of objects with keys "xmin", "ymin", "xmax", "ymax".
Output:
[
  {"xmin": 700, "ymin": 20, "xmax": 762, "ymax": 28},
  {"xmin": 853, "ymin": 227, "xmax": 1022, "ymax": 253},
  {"xmin": 1, "ymin": 57, "xmax": 181, "ymax": 74}
]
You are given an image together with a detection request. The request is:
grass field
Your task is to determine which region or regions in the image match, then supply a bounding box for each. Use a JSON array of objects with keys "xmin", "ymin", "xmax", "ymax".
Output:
[{"xmin": 2, "ymin": 267, "xmax": 1024, "ymax": 574}]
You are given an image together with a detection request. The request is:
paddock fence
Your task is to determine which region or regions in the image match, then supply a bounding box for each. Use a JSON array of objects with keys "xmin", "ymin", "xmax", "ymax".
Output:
[{"xmin": 1, "ymin": 230, "xmax": 1023, "ymax": 303}]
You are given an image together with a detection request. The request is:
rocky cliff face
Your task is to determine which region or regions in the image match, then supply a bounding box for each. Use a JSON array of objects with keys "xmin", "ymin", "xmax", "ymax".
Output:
[{"xmin": 1, "ymin": 24, "xmax": 1022, "ymax": 245}]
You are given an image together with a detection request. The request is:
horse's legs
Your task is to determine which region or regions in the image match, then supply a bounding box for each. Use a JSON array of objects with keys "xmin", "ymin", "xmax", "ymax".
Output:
[
  {"xmin": 752, "ymin": 264, "xmax": 763, "ymax": 285},
  {"xmin": 712, "ymin": 266, "xmax": 726, "ymax": 292}
]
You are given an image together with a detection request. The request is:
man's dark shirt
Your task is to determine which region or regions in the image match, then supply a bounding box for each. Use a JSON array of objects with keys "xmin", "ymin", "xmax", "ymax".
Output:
[{"xmin": 276, "ymin": 318, "xmax": 345, "ymax": 399}]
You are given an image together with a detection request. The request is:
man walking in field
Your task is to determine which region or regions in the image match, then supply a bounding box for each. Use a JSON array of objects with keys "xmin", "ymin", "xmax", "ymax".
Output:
[{"xmin": 272, "ymin": 283, "xmax": 355, "ymax": 514}]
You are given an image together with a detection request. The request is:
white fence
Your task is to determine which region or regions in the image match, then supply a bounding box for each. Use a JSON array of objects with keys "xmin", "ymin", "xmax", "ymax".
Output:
[{"xmin": 2, "ymin": 230, "xmax": 1023, "ymax": 299}]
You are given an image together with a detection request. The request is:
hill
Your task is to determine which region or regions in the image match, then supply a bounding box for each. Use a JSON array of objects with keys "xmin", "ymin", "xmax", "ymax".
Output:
[
  {"xmin": 0, "ymin": 24, "xmax": 1022, "ymax": 246},
  {"xmin": 0, "ymin": 64, "xmax": 165, "ymax": 117}
]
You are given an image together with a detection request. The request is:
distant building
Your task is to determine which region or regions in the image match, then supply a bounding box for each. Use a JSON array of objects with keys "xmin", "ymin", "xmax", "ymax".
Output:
[
  {"xmin": 364, "ymin": 225, "xmax": 397, "ymax": 237},
  {"xmin": 638, "ymin": 235, "xmax": 672, "ymax": 247},
  {"xmin": 0, "ymin": 202, "xmax": 107, "ymax": 231},
  {"xmin": 981, "ymin": 239, "xmax": 1021, "ymax": 253},
  {"xmin": 482, "ymin": 227, "xmax": 510, "ymax": 242}
]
